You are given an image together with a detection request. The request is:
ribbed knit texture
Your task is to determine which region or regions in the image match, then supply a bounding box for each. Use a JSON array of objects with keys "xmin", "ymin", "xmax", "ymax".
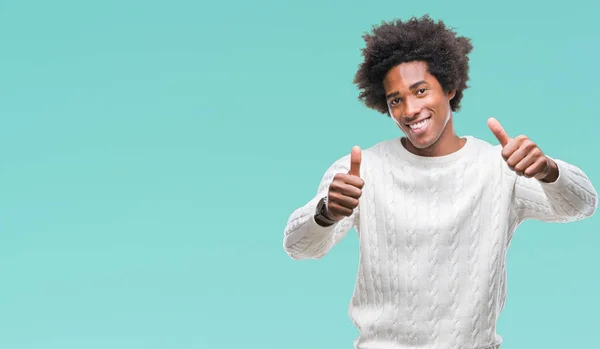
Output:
[{"xmin": 283, "ymin": 136, "xmax": 597, "ymax": 349}]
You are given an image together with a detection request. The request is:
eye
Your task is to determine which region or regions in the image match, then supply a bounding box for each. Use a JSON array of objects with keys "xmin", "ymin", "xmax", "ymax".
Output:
[
  {"xmin": 389, "ymin": 98, "xmax": 402, "ymax": 106},
  {"xmin": 417, "ymin": 88, "xmax": 427, "ymax": 94}
]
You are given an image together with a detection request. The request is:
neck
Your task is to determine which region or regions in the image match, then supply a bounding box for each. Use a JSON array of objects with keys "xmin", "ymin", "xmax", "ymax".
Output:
[{"xmin": 404, "ymin": 119, "xmax": 465, "ymax": 157}]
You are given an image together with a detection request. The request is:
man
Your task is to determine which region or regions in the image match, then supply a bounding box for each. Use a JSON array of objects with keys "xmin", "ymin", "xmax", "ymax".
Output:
[{"xmin": 281, "ymin": 15, "xmax": 598, "ymax": 349}]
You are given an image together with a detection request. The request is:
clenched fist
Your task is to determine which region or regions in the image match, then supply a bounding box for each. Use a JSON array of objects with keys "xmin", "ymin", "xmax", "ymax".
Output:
[
  {"xmin": 324, "ymin": 146, "xmax": 365, "ymax": 221},
  {"xmin": 488, "ymin": 117, "xmax": 558, "ymax": 182}
]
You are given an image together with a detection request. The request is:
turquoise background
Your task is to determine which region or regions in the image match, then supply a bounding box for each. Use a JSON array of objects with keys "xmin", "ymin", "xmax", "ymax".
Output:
[{"xmin": 1, "ymin": 0, "xmax": 598, "ymax": 348}]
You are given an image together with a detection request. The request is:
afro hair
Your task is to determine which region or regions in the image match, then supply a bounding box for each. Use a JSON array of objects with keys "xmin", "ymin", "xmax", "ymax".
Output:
[{"xmin": 353, "ymin": 15, "xmax": 473, "ymax": 115}]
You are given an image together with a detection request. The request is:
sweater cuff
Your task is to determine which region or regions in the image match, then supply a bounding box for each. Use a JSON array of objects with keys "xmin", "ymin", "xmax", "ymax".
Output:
[
  {"xmin": 284, "ymin": 212, "xmax": 338, "ymax": 260},
  {"xmin": 307, "ymin": 213, "xmax": 338, "ymax": 237}
]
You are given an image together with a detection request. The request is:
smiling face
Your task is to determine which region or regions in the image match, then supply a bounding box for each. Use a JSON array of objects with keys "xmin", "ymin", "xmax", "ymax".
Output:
[{"xmin": 384, "ymin": 61, "xmax": 457, "ymax": 152}]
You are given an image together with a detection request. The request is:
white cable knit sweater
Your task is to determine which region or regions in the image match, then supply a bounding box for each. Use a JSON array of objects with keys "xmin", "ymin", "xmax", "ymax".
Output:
[{"xmin": 283, "ymin": 135, "xmax": 597, "ymax": 349}]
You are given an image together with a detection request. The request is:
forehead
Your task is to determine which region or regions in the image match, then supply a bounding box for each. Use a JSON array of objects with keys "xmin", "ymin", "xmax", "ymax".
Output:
[{"xmin": 383, "ymin": 61, "xmax": 435, "ymax": 90}]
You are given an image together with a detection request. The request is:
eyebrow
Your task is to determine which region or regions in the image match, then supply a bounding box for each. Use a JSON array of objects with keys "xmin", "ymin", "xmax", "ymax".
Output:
[{"xmin": 386, "ymin": 80, "xmax": 427, "ymax": 99}]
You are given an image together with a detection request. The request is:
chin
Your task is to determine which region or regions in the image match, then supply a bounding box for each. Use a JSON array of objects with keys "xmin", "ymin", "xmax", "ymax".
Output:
[
  {"xmin": 404, "ymin": 126, "xmax": 448, "ymax": 151},
  {"xmin": 407, "ymin": 136, "xmax": 437, "ymax": 149}
]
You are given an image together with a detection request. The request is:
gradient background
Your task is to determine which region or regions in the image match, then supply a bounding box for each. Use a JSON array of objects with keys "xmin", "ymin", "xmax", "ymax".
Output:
[{"xmin": 1, "ymin": 0, "xmax": 598, "ymax": 348}]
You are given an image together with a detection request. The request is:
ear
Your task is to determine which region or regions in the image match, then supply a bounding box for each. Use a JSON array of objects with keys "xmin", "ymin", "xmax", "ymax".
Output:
[{"xmin": 447, "ymin": 90, "xmax": 456, "ymax": 100}]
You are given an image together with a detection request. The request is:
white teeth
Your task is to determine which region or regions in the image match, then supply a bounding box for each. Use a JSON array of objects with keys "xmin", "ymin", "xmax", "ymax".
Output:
[{"xmin": 409, "ymin": 118, "xmax": 430, "ymax": 130}]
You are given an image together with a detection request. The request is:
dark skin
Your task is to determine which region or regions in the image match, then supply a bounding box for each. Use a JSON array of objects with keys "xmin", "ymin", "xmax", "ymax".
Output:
[
  {"xmin": 320, "ymin": 146, "xmax": 363, "ymax": 224},
  {"xmin": 488, "ymin": 117, "xmax": 559, "ymax": 183},
  {"xmin": 383, "ymin": 61, "xmax": 558, "ymax": 181},
  {"xmin": 384, "ymin": 61, "xmax": 464, "ymax": 157},
  {"xmin": 317, "ymin": 61, "xmax": 558, "ymax": 226}
]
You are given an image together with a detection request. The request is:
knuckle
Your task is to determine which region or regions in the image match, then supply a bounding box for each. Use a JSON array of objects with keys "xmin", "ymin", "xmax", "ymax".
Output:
[
  {"xmin": 330, "ymin": 179, "xmax": 342, "ymax": 189},
  {"xmin": 514, "ymin": 165, "xmax": 524, "ymax": 172},
  {"xmin": 333, "ymin": 173, "xmax": 346, "ymax": 183},
  {"xmin": 325, "ymin": 201, "xmax": 334, "ymax": 211},
  {"xmin": 328, "ymin": 191, "xmax": 339, "ymax": 201},
  {"xmin": 525, "ymin": 140, "xmax": 536, "ymax": 150},
  {"xmin": 516, "ymin": 134, "xmax": 528, "ymax": 141},
  {"xmin": 327, "ymin": 187, "xmax": 336, "ymax": 196},
  {"xmin": 328, "ymin": 202, "xmax": 340, "ymax": 212}
]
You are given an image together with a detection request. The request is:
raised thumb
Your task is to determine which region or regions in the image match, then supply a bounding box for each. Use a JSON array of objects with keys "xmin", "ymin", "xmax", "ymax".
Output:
[{"xmin": 349, "ymin": 146, "xmax": 361, "ymax": 176}]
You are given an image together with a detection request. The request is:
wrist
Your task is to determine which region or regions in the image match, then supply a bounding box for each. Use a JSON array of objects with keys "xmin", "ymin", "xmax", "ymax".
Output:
[
  {"xmin": 539, "ymin": 158, "xmax": 559, "ymax": 183},
  {"xmin": 314, "ymin": 196, "xmax": 338, "ymax": 226}
]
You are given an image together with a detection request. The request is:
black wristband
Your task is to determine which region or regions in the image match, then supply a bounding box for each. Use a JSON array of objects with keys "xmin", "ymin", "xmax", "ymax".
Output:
[{"xmin": 315, "ymin": 196, "xmax": 338, "ymax": 225}]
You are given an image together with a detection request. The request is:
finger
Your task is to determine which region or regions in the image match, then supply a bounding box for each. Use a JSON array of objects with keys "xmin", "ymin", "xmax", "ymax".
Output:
[
  {"xmin": 327, "ymin": 200, "xmax": 356, "ymax": 217},
  {"xmin": 505, "ymin": 145, "xmax": 527, "ymax": 170},
  {"xmin": 514, "ymin": 150, "xmax": 539, "ymax": 176},
  {"xmin": 343, "ymin": 174, "xmax": 365, "ymax": 189},
  {"xmin": 505, "ymin": 137, "xmax": 536, "ymax": 169},
  {"xmin": 329, "ymin": 192, "xmax": 360, "ymax": 210},
  {"xmin": 337, "ymin": 182, "xmax": 363, "ymax": 199},
  {"xmin": 329, "ymin": 178, "xmax": 363, "ymax": 199},
  {"xmin": 501, "ymin": 135, "xmax": 527, "ymax": 161},
  {"xmin": 487, "ymin": 117, "xmax": 511, "ymax": 147},
  {"xmin": 349, "ymin": 146, "xmax": 362, "ymax": 177},
  {"xmin": 527, "ymin": 157, "xmax": 550, "ymax": 179}
]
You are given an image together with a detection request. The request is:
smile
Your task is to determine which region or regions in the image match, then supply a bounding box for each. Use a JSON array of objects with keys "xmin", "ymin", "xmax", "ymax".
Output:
[{"xmin": 407, "ymin": 117, "xmax": 431, "ymax": 130}]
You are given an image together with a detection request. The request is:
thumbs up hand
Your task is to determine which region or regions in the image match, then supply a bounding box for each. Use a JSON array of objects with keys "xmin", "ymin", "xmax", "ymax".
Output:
[
  {"xmin": 324, "ymin": 146, "xmax": 365, "ymax": 222},
  {"xmin": 488, "ymin": 117, "xmax": 558, "ymax": 182}
]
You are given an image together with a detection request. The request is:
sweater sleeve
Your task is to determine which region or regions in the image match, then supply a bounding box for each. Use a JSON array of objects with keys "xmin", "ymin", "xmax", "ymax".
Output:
[
  {"xmin": 511, "ymin": 156, "xmax": 598, "ymax": 223},
  {"xmin": 282, "ymin": 154, "xmax": 359, "ymax": 260}
]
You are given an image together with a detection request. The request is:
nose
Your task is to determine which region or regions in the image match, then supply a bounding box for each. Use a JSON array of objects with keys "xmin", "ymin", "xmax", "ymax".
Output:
[{"xmin": 404, "ymin": 96, "xmax": 422, "ymax": 119}]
